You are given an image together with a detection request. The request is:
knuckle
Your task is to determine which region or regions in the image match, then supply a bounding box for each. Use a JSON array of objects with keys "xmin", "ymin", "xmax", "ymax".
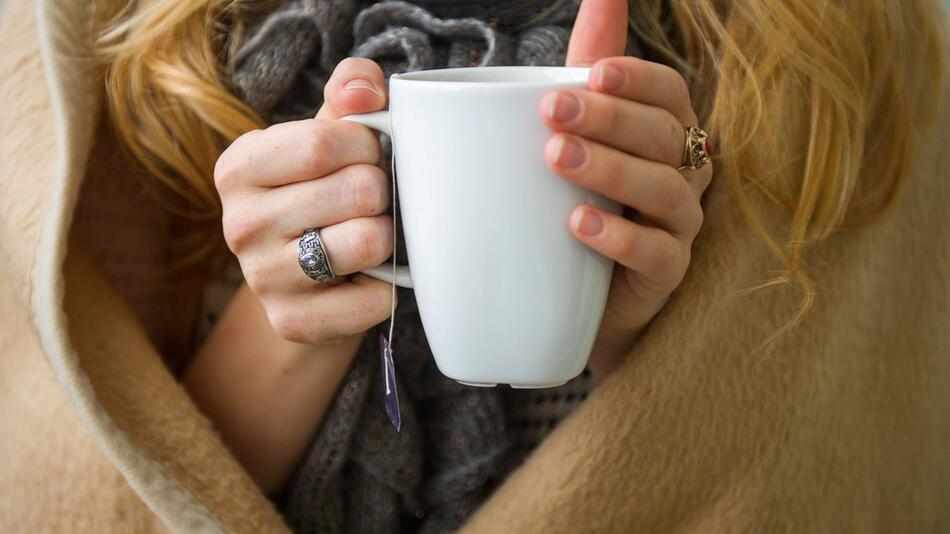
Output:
[
  {"xmin": 589, "ymin": 156, "xmax": 619, "ymax": 193},
  {"xmin": 613, "ymin": 237, "xmax": 636, "ymax": 268},
  {"xmin": 350, "ymin": 120, "xmax": 382, "ymax": 154},
  {"xmin": 604, "ymin": 96, "xmax": 622, "ymax": 137},
  {"xmin": 268, "ymin": 305, "xmax": 309, "ymax": 344},
  {"xmin": 687, "ymin": 203, "xmax": 705, "ymax": 238},
  {"xmin": 610, "ymin": 222, "xmax": 638, "ymax": 264},
  {"xmin": 668, "ymin": 119, "xmax": 685, "ymax": 164},
  {"xmin": 671, "ymin": 71, "xmax": 691, "ymax": 107},
  {"xmin": 356, "ymin": 284, "xmax": 392, "ymax": 326},
  {"xmin": 221, "ymin": 205, "xmax": 266, "ymax": 254},
  {"xmin": 241, "ymin": 257, "xmax": 275, "ymax": 295},
  {"xmin": 329, "ymin": 283, "xmax": 391, "ymax": 338},
  {"xmin": 656, "ymin": 172, "xmax": 691, "ymax": 215},
  {"xmin": 302, "ymin": 122, "xmax": 335, "ymax": 171},
  {"xmin": 347, "ymin": 218, "xmax": 389, "ymax": 267},
  {"xmin": 212, "ymin": 154, "xmax": 238, "ymax": 193},
  {"xmin": 348, "ymin": 165, "xmax": 388, "ymax": 215},
  {"xmin": 645, "ymin": 238, "xmax": 682, "ymax": 282},
  {"xmin": 214, "ymin": 131, "xmax": 257, "ymax": 192}
]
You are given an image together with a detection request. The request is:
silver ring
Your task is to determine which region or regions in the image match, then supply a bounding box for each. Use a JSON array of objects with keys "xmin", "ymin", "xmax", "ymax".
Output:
[{"xmin": 298, "ymin": 228, "xmax": 336, "ymax": 283}]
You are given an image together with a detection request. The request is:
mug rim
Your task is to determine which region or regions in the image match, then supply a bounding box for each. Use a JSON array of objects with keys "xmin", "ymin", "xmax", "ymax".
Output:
[{"xmin": 391, "ymin": 66, "xmax": 590, "ymax": 87}]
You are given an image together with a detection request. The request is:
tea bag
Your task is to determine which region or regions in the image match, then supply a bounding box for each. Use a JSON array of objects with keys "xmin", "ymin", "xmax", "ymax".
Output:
[{"xmin": 380, "ymin": 330, "xmax": 400, "ymax": 431}]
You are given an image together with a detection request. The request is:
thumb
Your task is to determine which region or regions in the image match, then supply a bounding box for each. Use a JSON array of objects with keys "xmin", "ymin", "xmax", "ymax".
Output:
[
  {"xmin": 565, "ymin": 0, "xmax": 629, "ymax": 67},
  {"xmin": 316, "ymin": 58, "xmax": 387, "ymax": 120}
]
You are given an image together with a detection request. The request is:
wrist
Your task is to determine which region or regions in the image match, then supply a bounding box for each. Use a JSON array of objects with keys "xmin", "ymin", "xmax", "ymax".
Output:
[{"xmin": 183, "ymin": 283, "xmax": 368, "ymax": 493}]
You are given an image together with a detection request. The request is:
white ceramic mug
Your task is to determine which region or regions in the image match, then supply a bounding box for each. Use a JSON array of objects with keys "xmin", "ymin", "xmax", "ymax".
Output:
[{"xmin": 343, "ymin": 66, "xmax": 621, "ymax": 388}]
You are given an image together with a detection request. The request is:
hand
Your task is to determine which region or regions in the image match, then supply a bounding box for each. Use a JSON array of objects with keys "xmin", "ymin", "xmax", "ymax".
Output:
[
  {"xmin": 547, "ymin": 0, "xmax": 713, "ymax": 380},
  {"xmin": 214, "ymin": 58, "xmax": 396, "ymax": 345}
]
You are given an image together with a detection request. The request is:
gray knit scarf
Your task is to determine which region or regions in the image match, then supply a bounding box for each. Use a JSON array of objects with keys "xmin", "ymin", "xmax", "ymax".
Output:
[{"xmin": 228, "ymin": 2, "xmax": 640, "ymax": 532}]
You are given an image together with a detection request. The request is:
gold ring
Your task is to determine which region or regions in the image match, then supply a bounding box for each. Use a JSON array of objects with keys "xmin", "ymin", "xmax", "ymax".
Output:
[{"xmin": 678, "ymin": 125, "xmax": 712, "ymax": 171}]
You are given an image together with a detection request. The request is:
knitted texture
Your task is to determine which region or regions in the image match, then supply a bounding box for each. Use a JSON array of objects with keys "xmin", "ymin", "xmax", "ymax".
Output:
[
  {"xmin": 229, "ymin": 0, "xmax": 641, "ymax": 123},
  {"xmin": 224, "ymin": 1, "xmax": 637, "ymax": 532}
]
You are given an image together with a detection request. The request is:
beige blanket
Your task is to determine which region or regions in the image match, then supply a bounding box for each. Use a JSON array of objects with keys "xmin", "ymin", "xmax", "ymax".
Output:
[{"xmin": 1, "ymin": 0, "xmax": 948, "ymax": 532}]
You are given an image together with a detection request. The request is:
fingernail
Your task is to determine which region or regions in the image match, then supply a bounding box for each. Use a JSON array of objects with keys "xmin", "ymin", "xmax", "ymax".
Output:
[
  {"xmin": 574, "ymin": 209, "xmax": 604, "ymax": 236},
  {"xmin": 597, "ymin": 63, "xmax": 624, "ymax": 91},
  {"xmin": 548, "ymin": 92, "xmax": 581, "ymax": 122},
  {"xmin": 344, "ymin": 78, "xmax": 380, "ymax": 95},
  {"xmin": 554, "ymin": 136, "xmax": 586, "ymax": 168}
]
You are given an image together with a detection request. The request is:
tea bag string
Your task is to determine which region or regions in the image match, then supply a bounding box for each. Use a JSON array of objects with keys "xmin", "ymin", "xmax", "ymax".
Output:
[
  {"xmin": 387, "ymin": 108, "xmax": 397, "ymax": 346},
  {"xmin": 378, "ymin": 107, "xmax": 402, "ymax": 432}
]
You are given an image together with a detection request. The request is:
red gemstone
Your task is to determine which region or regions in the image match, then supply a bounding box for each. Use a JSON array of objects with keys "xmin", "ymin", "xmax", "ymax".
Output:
[{"xmin": 705, "ymin": 138, "xmax": 714, "ymax": 157}]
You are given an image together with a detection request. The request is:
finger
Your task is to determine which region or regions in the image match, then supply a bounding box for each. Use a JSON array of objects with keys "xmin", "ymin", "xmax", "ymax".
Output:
[
  {"xmin": 540, "ymin": 89, "xmax": 684, "ymax": 167},
  {"xmin": 240, "ymin": 215, "xmax": 394, "ymax": 297},
  {"xmin": 222, "ymin": 163, "xmax": 389, "ymax": 254},
  {"xmin": 316, "ymin": 57, "xmax": 387, "ymax": 120},
  {"xmin": 585, "ymin": 57, "xmax": 715, "ymax": 194},
  {"xmin": 565, "ymin": 0, "xmax": 628, "ymax": 67},
  {"xmin": 266, "ymin": 164, "xmax": 390, "ymax": 239},
  {"xmin": 262, "ymin": 274, "xmax": 395, "ymax": 344},
  {"xmin": 293, "ymin": 215, "xmax": 394, "ymax": 281},
  {"xmin": 589, "ymin": 56, "xmax": 697, "ymax": 126},
  {"xmin": 569, "ymin": 205, "xmax": 688, "ymax": 292},
  {"xmin": 545, "ymin": 134, "xmax": 703, "ymax": 238},
  {"xmin": 215, "ymin": 119, "xmax": 380, "ymax": 191}
]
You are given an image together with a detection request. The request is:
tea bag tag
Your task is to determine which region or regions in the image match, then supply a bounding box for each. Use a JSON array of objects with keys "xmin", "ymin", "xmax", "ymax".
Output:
[
  {"xmin": 380, "ymin": 110, "xmax": 401, "ymax": 432},
  {"xmin": 379, "ymin": 331, "xmax": 401, "ymax": 431}
]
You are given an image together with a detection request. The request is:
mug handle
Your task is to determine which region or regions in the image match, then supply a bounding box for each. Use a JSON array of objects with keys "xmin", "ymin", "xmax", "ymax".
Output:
[{"xmin": 341, "ymin": 111, "xmax": 413, "ymax": 289}]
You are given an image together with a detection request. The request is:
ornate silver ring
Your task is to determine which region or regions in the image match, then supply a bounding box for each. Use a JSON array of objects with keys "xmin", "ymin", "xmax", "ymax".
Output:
[{"xmin": 298, "ymin": 228, "xmax": 336, "ymax": 283}]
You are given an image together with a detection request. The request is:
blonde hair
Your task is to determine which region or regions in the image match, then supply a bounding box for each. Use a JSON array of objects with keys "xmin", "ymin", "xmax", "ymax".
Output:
[
  {"xmin": 96, "ymin": 0, "xmax": 945, "ymax": 336},
  {"xmin": 96, "ymin": 0, "xmax": 268, "ymax": 272}
]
